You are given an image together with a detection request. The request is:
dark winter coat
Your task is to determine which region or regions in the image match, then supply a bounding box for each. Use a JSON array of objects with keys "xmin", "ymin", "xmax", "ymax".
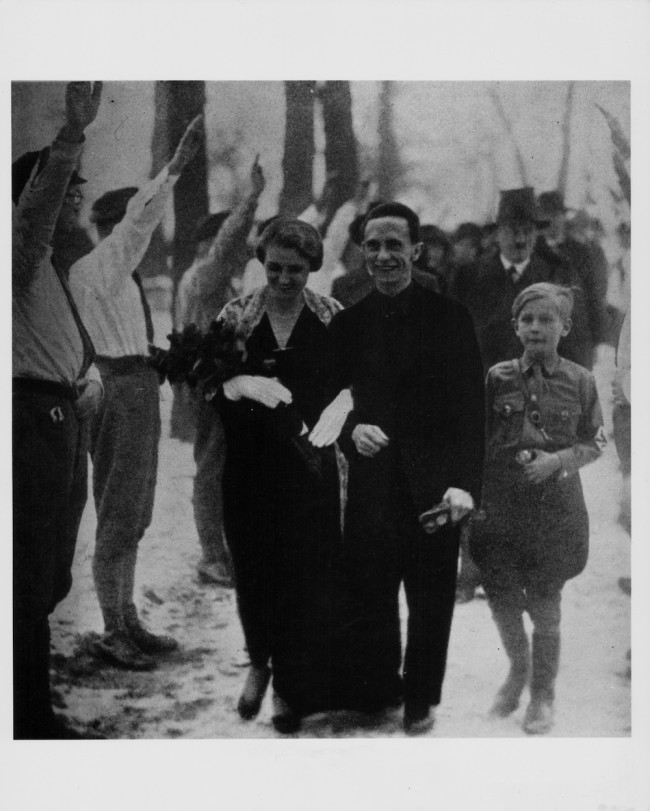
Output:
[
  {"xmin": 458, "ymin": 248, "xmax": 594, "ymax": 374},
  {"xmin": 329, "ymin": 280, "xmax": 485, "ymax": 512}
]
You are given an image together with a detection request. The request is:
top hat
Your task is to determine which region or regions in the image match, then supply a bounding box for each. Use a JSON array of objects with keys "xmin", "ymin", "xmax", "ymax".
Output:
[
  {"xmin": 497, "ymin": 187, "xmax": 549, "ymax": 228},
  {"xmin": 90, "ymin": 186, "xmax": 139, "ymax": 225},
  {"xmin": 537, "ymin": 190, "xmax": 572, "ymax": 217}
]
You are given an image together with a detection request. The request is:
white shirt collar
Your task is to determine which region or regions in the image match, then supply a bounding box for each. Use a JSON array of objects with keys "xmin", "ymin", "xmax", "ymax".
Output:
[{"xmin": 500, "ymin": 254, "xmax": 530, "ymax": 280}]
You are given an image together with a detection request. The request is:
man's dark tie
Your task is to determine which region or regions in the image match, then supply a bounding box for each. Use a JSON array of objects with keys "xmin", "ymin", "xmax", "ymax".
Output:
[
  {"xmin": 132, "ymin": 269, "xmax": 154, "ymax": 344},
  {"xmin": 51, "ymin": 255, "xmax": 95, "ymax": 377},
  {"xmin": 508, "ymin": 265, "xmax": 520, "ymax": 285}
]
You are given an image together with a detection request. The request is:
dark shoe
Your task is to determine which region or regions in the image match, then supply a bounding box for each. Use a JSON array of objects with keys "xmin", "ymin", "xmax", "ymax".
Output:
[
  {"xmin": 16, "ymin": 716, "xmax": 105, "ymax": 740},
  {"xmin": 489, "ymin": 666, "xmax": 529, "ymax": 718},
  {"xmin": 125, "ymin": 616, "xmax": 179, "ymax": 655},
  {"xmin": 237, "ymin": 665, "xmax": 271, "ymax": 720},
  {"xmin": 272, "ymin": 692, "xmax": 302, "ymax": 734},
  {"xmin": 89, "ymin": 630, "xmax": 157, "ymax": 671},
  {"xmin": 197, "ymin": 559, "xmax": 234, "ymax": 588},
  {"xmin": 523, "ymin": 697, "xmax": 554, "ymax": 735},
  {"xmin": 404, "ymin": 708, "xmax": 435, "ymax": 736}
]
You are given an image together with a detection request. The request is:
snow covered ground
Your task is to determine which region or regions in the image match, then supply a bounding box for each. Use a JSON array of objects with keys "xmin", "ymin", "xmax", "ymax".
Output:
[{"xmin": 50, "ymin": 311, "xmax": 631, "ymax": 740}]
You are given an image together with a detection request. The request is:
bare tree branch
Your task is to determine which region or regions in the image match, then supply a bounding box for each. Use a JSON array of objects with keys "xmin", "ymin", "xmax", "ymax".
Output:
[
  {"xmin": 488, "ymin": 86, "xmax": 529, "ymax": 186},
  {"xmin": 557, "ymin": 82, "xmax": 576, "ymax": 195}
]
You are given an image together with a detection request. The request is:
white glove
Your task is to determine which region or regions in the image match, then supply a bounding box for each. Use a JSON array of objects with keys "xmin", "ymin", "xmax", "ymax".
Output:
[
  {"xmin": 351, "ymin": 424, "xmax": 390, "ymax": 457},
  {"xmin": 309, "ymin": 389, "xmax": 354, "ymax": 447},
  {"xmin": 222, "ymin": 375, "xmax": 293, "ymax": 409}
]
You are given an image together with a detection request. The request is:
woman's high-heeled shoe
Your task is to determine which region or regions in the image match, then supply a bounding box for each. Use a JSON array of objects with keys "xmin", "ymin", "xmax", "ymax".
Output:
[
  {"xmin": 237, "ymin": 665, "xmax": 271, "ymax": 720},
  {"xmin": 271, "ymin": 692, "xmax": 301, "ymax": 734}
]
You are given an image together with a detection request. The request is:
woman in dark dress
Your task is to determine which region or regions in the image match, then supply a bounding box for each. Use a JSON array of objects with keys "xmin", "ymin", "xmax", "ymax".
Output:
[{"xmin": 217, "ymin": 218, "xmax": 344, "ymax": 733}]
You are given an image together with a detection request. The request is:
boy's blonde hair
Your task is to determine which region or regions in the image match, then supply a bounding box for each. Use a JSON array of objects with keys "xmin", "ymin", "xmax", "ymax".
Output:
[{"xmin": 511, "ymin": 282, "xmax": 574, "ymax": 323}]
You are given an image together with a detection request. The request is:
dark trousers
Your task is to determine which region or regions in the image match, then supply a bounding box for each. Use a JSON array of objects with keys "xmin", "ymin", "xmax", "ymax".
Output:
[
  {"xmin": 342, "ymin": 451, "xmax": 460, "ymax": 716},
  {"xmin": 612, "ymin": 402, "xmax": 631, "ymax": 477},
  {"xmin": 13, "ymin": 389, "xmax": 87, "ymax": 738}
]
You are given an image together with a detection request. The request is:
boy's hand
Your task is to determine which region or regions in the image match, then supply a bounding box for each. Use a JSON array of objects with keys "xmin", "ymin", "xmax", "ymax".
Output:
[
  {"xmin": 442, "ymin": 487, "xmax": 474, "ymax": 523},
  {"xmin": 521, "ymin": 450, "xmax": 562, "ymax": 484},
  {"xmin": 168, "ymin": 115, "xmax": 204, "ymax": 176}
]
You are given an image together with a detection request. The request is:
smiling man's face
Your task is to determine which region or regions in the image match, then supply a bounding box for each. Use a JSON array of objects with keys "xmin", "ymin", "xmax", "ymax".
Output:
[{"xmin": 363, "ymin": 216, "xmax": 422, "ymax": 297}]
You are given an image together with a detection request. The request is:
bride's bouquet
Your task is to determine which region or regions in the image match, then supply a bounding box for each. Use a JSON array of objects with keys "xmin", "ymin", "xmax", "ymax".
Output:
[{"xmin": 148, "ymin": 320, "xmax": 245, "ymax": 402}]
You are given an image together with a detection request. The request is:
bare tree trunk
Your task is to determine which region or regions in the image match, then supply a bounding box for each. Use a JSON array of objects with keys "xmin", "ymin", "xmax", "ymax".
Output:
[
  {"xmin": 280, "ymin": 81, "xmax": 316, "ymax": 216},
  {"xmin": 153, "ymin": 81, "xmax": 208, "ymax": 443},
  {"xmin": 557, "ymin": 81, "xmax": 576, "ymax": 196},
  {"xmin": 377, "ymin": 81, "xmax": 400, "ymax": 200},
  {"xmin": 152, "ymin": 81, "xmax": 209, "ymax": 288},
  {"xmin": 488, "ymin": 86, "xmax": 529, "ymax": 187},
  {"xmin": 320, "ymin": 81, "xmax": 359, "ymax": 218}
]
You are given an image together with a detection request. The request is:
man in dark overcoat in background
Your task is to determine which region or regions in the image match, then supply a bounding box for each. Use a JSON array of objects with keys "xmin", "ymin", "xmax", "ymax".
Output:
[
  {"xmin": 328, "ymin": 202, "xmax": 485, "ymax": 734},
  {"xmin": 459, "ymin": 187, "xmax": 593, "ymax": 375},
  {"xmin": 536, "ymin": 190, "xmax": 609, "ymax": 368}
]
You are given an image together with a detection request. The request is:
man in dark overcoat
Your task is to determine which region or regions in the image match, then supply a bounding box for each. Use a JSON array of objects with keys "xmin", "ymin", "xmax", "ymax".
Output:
[
  {"xmin": 327, "ymin": 202, "xmax": 485, "ymax": 734},
  {"xmin": 459, "ymin": 187, "xmax": 593, "ymax": 375},
  {"xmin": 536, "ymin": 190, "xmax": 609, "ymax": 368}
]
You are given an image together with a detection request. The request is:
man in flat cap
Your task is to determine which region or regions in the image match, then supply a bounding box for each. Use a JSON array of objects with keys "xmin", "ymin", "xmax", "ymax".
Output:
[
  {"xmin": 460, "ymin": 187, "xmax": 592, "ymax": 375},
  {"xmin": 69, "ymin": 114, "xmax": 204, "ymax": 670},
  {"xmin": 13, "ymin": 82, "xmax": 103, "ymax": 738}
]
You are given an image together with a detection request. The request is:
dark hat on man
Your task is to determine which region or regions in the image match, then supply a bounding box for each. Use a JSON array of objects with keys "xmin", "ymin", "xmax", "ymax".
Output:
[
  {"xmin": 420, "ymin": 224, "xmax": 450, "ymax": 248},
  {"xmin": 452, "ymin": 222, "xmax": 483, "ymax": 244},
  {"xmin": 12, "ymin": 147, "xmax": 86, "ymax": 206},
  {"xmin": 537, "ymin": 190, "xmax": 572, "ymax": 217},
  {"xmin": 90, "ymin": 186, "xmax": 139, "ymax": 225},
  {"xmin": 497, "ymin": 187, "xmax": 549, "ymax": 228}
]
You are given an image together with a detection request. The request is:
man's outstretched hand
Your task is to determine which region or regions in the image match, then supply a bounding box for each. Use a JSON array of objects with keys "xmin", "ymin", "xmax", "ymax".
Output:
[
  {"xmin": 61, "ymin": 82, "xmax": 103, "ymax": 141},
  {"xmin": 168, "ymin": 114, "xmax": 204, "ymax": 176}
]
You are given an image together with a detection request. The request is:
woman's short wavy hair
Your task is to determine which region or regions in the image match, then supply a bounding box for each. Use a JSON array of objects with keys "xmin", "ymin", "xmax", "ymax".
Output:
[{"xmin": 256, "ymin": 217, "xmax": 323, "ymax": 272}]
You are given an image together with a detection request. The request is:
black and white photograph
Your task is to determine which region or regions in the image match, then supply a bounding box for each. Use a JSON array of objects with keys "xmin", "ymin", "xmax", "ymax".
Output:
[{"xmin": 4, "ymin": 2, "xmax": 649, "ymax": 810}]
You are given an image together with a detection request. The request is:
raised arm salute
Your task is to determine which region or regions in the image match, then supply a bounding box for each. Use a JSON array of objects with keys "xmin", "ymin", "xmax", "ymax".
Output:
[
  {"xmin": 67, "ymin": 114, "xmax": 205, "ymax": 672},
  {"xmin": 175, "ymin": 154, "xmax": 266, "ymax": 587},
  {"xmin": 13, "ymin": 82, "xmax": 104, "ymax": 739}
]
